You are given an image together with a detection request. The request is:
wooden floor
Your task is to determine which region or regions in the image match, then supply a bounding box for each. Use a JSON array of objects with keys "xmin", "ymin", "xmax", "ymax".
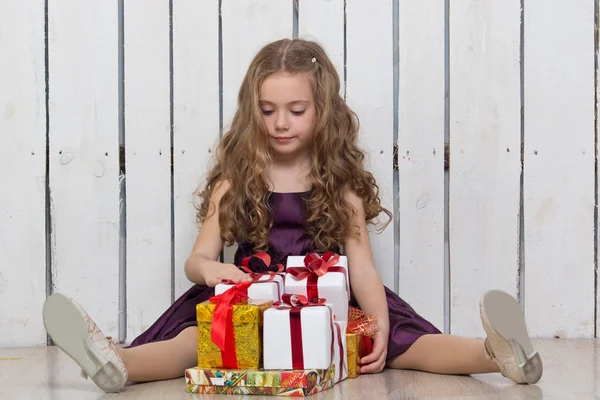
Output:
[{"xmin": 0, "ymin": 339, "xmax": 598, "ymax": 399}]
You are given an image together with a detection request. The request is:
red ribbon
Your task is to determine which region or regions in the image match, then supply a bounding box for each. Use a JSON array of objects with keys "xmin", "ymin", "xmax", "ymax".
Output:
[
  {"xmin": 274, "ymin": 293, "xmax": 326, "ymax": 308},
  {"xmin": 217, "ymin": 253, "xmax": 285, "ymax": 301},
  {"xmin": 273, "ymin": 295, "xmax": 345, "ymax": 378},
  {"xmin": 208, "ymin": 281, "xmax": 251, "ymax": 368},
  {"xmin": 286, "ymin": 253, "xmax": 349, "ymax": 302},
  {"xmin": 363, "ymin": 335, "xmax": 374, "ymax": 355},
  {"xmin": 347, "ymin": 307, "xmax": 378, "ymax": 358},
  {"xmin": 220, "ymin": 278, "xmax": 282, "ymax": 300},
  {"xmin": 218, "ymin": 253, "xmax": 284, "ymax": 301},
  {"xmin": 240, "ymin": 252, "xmax": 285, "ymax": 280},
  {"xmin": 274, "ymin": 295, "xmax": 330, "ymax": 370}
]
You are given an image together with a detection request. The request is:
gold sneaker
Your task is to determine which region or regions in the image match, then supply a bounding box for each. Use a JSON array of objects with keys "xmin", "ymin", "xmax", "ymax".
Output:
[
  {"xmin": 43, "ymin": 293, "xmax": 128, "ymax": 392},
  {"xmin": 479, "ymin": 290, "xmax": 543, "ymax": 384}
]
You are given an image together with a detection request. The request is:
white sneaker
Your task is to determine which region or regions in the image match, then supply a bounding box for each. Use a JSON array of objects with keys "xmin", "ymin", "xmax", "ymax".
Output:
[
  {"xmin": 479, "ymin": 290, "xmax": 543, "ymax": 384},
  {"xmin": 42, "ymin": 293, "xmax": 128, "ymax": 392}
]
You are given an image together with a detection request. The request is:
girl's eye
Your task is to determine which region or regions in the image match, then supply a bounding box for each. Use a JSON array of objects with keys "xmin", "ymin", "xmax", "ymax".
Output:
[
  {"xmin": 291, "ymin": 110, "xmax": 306, "ymax": 116},
  {"xmin": 261, "ymin": 109, "xmax": 274, "ymax": 116}
]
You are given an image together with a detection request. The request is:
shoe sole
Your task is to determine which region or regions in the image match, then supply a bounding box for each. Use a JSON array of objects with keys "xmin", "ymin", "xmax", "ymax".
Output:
[
  {"xmin": 481, "ymin": 290, "xmax": 543, "ymax": 384},
  {"xmin": 42, "ymin": 293, "xmax": 126, "ymax": 392}
]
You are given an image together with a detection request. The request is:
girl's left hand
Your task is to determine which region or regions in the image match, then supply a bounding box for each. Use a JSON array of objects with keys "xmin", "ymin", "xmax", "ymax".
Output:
[{"xmin": 359, "ymin": 331, "xmax": 388, "ymax": 374}]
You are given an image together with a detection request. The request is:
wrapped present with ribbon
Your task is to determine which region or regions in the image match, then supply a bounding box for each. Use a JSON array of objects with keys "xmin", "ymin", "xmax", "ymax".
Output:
[
  {"xmin": 262, "ymin": 294, "xmax": 348, "ymax": 384},
  {"xmin": 346, "ymin": 307, "xmax": 379, "ymax": 378},
  {"xmin": 197, "ymin": 281, "xmax": 273, "ymax": 369},
  {"xmin": 215, "ymin": 252, "xmax": 285, "ymax": 302},
  {"xmin": 185, "ymin": 364, "xmax": 336, "ymax": 396},
  {"xmin": 285, "ymin": 253, "xmax": 349, "ymax": 322}
]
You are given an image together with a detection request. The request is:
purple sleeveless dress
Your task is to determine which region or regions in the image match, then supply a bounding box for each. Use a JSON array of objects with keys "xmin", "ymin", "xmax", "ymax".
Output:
[{"xmin": 128, "ymin": 192, "xmax": 440, "ymax": 359}]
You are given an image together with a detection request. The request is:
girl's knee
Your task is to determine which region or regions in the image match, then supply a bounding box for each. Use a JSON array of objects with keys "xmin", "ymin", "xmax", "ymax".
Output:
[{"xmin": 178, "ymin": 327, "xmax": 198, "ymax": 346}]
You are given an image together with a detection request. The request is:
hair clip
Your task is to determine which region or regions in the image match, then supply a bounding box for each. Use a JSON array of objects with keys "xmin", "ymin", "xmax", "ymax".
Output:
[{"xmin": 311, "ymin": 57, "xmax": 316, "ymax": 63}]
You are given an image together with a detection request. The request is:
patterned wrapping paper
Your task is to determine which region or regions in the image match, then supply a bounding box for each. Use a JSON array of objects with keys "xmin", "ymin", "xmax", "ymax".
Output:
[
  {"xmin": 187, "ymin": 381, "xmax": 333, "ymax": 396},
  {"xmin": 196, "ymin": 299, "xmax": 272, "ymax": 369},
  {"xmin": 185, "ymin": 365, "xmax": 335, "ymax": 397}
]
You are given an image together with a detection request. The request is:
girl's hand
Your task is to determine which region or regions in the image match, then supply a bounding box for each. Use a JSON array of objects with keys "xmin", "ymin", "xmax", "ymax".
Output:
[
  {"xmin": 202, "ymin": 263, "xmax": 253, "ymax": 287},
  {"xmin": 359, "ymin": 331, "xmax": 388, "ymax": 374}
]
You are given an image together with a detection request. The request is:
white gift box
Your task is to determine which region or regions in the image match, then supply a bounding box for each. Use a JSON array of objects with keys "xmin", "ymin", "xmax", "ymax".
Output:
[
  {"xmin": 332, "ymin": 320, "xmax": 348, "ymax": 384},
  {"xmin": 214, "ymin": 274, "xmax": 284, "ymax": 302},
  {"xmin": 263, "ymin": 303, "xmax": 334, "ymax": 370},
  {"xmin": 285, "ymin": 255, "xmax": 349, "ymax": 322}
]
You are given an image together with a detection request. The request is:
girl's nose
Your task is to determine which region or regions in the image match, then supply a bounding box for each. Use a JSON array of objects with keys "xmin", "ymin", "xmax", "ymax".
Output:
[{"xmin": 275, "ymin": 112, "xmax": 289, "ymax": 131}]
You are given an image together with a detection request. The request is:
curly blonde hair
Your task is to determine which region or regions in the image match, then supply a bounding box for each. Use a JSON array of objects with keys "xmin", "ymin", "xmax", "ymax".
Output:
[{"xmin": 196, "ymin": 38, "xmax": 391, "ymax": 252}]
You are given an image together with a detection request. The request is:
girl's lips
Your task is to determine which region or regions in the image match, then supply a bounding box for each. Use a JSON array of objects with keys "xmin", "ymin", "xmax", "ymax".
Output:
[{"xmin": 272, "ymin": 136, "xmax": 294, "ymax": 142}]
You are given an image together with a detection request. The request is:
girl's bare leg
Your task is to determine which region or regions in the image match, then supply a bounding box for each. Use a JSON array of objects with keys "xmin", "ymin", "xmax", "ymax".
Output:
[
  {"xmin": 387, "ymin": 334, "xmax": 499, "ymax": 375},
  {"xmin": 387, "ymin": 290, "xmax": 543, "ymax": 385},
  {"xmin": 117, "ymin": 326, "xmax": 198, "ymax": 382}
]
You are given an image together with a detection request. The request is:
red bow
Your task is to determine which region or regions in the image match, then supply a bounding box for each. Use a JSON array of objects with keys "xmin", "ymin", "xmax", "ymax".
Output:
[
  {"xmin": 286, "ymin": 253, "xmax": 349, "ymax": 302},
  {"xmin": 240, "ymin": 252, "xmax": 284, "ymax": 279},
  {"xmin": 287, "ymin": 253, "xmax": 339, "ymax": 280},
  {"xmin": 218, "ymin": 253, "xmax": 284, "ymax": 301},
  {"xmin": 208, "ymin": 281, "xmax": 251, "ymax": 368},
  {"xmin": 347, "ymin": 307, "xmax": 378, "ymax": 356},
  {"xmin": 274, "ymin": 294, "xmax": 326, "ymax": 308}
]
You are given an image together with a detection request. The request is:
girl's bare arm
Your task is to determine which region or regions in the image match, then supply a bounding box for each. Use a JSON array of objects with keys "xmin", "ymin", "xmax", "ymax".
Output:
[
  {"xmin": 343, "ymin": 190, "xmax": 390, "ymax": 372},
  {"xmin": 184, "ymin": 180, "xmax": 250, "ymax": 287}
]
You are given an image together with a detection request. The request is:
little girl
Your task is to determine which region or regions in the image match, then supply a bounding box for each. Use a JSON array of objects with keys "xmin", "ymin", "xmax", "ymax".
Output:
[{"xmin": 42, "ymin": 38, "xmax": 543, "ymax": 393}]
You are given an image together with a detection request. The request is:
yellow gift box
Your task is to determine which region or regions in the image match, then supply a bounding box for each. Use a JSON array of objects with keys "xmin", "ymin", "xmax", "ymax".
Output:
[
  {"xmin": 197, "ymin": 298, "xmax": 272, "ymax": 369},
  {"xmin": 346, "ymin": 307, "xmax": 378, "ymax": 379},
  {"xmin": 346, "ymin": 333, "xmax": 370, "ymax": 378}
]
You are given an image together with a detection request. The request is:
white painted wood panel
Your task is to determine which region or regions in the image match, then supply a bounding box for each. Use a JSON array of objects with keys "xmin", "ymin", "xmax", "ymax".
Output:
[
  {"xmin": 524, "ymin": 0, "xmax": 595, "ymax": 338},
  {"xmin": 48, "ymin": 0, "xmax": 120, "ymax": 334},
  {"xmin": 298, "ymin": 0, "xmax": 345, "ymax": 97},
  {"xmin": 345, "ymin": 0, "xmax": 395, "ymax": 289},
  {"xmin": 222, "ymin": 0, "xmax": 294, "ymax": 128},
  {"xmin": 124, "ymin": 0, "xmax": 171, "ymax": 341},
  {"xmin": 3, "ymin": 0, "xmax": 600, "ymax": 345},
  {"xmin": 449, "ymin": 1, "xmax": 522, "ymax": 337},
  {"xmin": 0, "ymin": 0, "xmax": 47, "ymax": 346},
  {"xmin": 221, "ymin": 0, "xmax": 293, "ymax": 264},
  {"xmin": 173, "ymin": 0, "xmax": 220, "ymax": 298},
  {"xmin": 597, "ymin": 8, "xmax": 600, "ymax": 338},
  {"xmin": 397, "ymin": 0, "xmax": 445, "ymax": 331}
]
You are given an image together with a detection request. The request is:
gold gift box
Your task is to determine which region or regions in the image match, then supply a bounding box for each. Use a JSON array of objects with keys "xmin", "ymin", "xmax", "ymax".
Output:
[
  {"xmin": 346, "ymin": 332, "xmax": 369, "ymax": 379},
  {"xmin": 196, "ymin": 299, "xmax": 272, "ymax": 369}
]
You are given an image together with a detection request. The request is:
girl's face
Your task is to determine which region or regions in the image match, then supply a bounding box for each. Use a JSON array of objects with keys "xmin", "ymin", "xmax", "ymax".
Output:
[{"xmin": 259, "ymin": 71, "xmax": 316, "ymax": 160}]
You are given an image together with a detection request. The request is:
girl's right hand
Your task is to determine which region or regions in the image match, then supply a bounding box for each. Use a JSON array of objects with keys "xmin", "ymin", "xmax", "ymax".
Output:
[{"xmin": 202, "ymin": 263, "xmax": 253, "ymax": 287}]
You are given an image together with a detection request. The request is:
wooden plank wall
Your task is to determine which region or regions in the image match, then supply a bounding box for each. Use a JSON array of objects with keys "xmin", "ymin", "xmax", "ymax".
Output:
[
  {"xmin": 0, "ymin": 0, "xmax": 598, "ymax": 346},
  {"xmin": 448, "ymin": 0, "xmax": 522, "ymax": 337},
  {"xmin": 523, "ymin": 0, "xmax": 596, "ymax": 338},
  {"xmin": 47, "ymin": 0, "xmax": 121, "ymax": 337},
  {"xmin": 0, "ymin": 0, "xmax": 47, "ymax": 346}
]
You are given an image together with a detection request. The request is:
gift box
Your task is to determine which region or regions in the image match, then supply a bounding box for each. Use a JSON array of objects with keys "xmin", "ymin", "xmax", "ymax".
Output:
[
  {"xmin": 346, "ymin": 307, "xmax": 378, "ymax": 378},
  {"xmin": 285, "ymin": 253, "xmax": 349, "ymax": 322},
  {"xmin": 215, "ymin": 274, "xmax": 284, "ymax": 303},
  {"xmin": 197, "ymin": 282, "xmax": 272, "ymax": 369},
  {"xmin": 215, "ymin": 252, "xmax": 285, "ymax": 302},
  {"xmin": 263, "ymin": 294, "xmax": 346, "ymax": 380},
  {"xmin": 185, "ymin": 365, "xmax": 335, "ymax": 397},
  {"xmin": 346, "ymin": 333, "xmax": 369, "ymax": 378},
  {"xmin": 332, "ymin": 320, "xmax": 348, "ymax": 384}
]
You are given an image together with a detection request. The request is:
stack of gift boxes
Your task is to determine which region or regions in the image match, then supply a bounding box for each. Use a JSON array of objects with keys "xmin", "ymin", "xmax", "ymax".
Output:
[{"xmin": 185, "ymin": 252, "xmax": 378, "ymax": 396}]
